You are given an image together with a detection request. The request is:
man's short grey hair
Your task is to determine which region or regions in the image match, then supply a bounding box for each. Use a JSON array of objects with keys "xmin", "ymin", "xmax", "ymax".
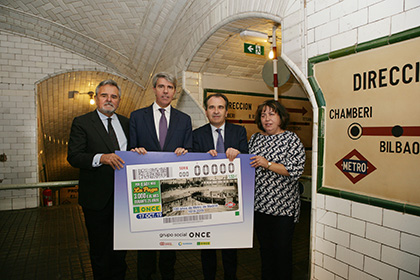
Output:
[
  {"xmin": 152, "ymin": 72, "xmax": 177, "ymax": 89},
  {"xmin": 95, "ymin": 79, "xmax": 121, "ymax": 97}
]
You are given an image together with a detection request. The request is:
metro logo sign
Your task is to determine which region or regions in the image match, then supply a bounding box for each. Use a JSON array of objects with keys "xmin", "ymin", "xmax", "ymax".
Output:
[
  {"xmin": 335, "ymin": 149, "xmax": 376, "ymax": 184},
  {"xmin": 342, "ymin": 159, "xmax": 368, "ymax": 174}
]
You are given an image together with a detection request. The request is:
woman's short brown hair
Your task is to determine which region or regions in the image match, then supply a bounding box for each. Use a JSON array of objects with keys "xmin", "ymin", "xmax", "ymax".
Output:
[{"xmin": 255, "ymin": 100, "xmax": 290, "ymax": 132}]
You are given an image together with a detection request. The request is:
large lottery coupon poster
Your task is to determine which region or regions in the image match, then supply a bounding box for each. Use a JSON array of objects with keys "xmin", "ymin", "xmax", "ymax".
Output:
[{"xmin": 114, "ymin": 151, "xmax": 255, "ymax": 250}]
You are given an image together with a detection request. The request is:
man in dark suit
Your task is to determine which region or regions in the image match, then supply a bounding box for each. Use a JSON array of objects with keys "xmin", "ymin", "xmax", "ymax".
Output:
[
  {"xmin": 67, "ymin": 79, "xmax": 129, "ymax": 280},
  {"xmin": 193, "ymin": 93, "xmax": 248, "ymax": 280},
  {"xmin": 129, "ymin": 72, "xmax": 192, "ymax": 280}
]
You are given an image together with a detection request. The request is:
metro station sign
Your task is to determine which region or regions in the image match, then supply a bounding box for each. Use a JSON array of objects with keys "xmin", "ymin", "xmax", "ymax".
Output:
[{"xmin": 312, "ymin": 31, "xmax": 420, "ymax": 210}]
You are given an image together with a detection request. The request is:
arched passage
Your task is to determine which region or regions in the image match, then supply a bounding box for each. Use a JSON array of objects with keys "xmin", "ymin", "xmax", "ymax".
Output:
[{"xmin": 36, "ymin": 70, "xmax": 144, "ymax": 182}]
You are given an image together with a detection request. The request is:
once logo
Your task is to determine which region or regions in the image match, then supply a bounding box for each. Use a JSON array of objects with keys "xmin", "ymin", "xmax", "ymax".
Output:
[{"xmin": 335, "ymin": 149, "xmax": 376, "ymax": 184}]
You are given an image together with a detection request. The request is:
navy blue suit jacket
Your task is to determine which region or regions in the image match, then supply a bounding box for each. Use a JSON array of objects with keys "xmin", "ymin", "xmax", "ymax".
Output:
[
  {"xmin": 129, "ymin": 104, "xmax": 192, "ymax": 152},
  {"xmin": 192, "ymin": 122, "xmax": 248, "ymax": 154},
  {"xmin": 67, "ymin": 111, "xmax": 129, "ymax": 210}
]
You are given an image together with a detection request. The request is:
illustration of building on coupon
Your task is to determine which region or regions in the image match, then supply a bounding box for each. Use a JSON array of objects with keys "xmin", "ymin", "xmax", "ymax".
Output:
[{"xmin": 125, "ymin": 158, "xmax": 244, "ymax": 232}]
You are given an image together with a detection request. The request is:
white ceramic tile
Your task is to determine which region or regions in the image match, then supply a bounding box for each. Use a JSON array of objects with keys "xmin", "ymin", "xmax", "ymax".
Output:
[
  {"xmin": 350, "ymin": 235, "xmax": 381, "ymax": 259},
  {"xmin": 315, "ymin": 236, "xmax": 336, "ymax": 257},
  {"xmin": 368, "ymin": 0, "xmax": 403, "ymax": 22},
  {"xmin": 314, "ymin": 264, "xmax": 335, "ymax": 280},
  {"xmin": 381, "ymin": 245, "xmax": 420, "ymax": 275},
  {"xmin": 325, "ymin": 226, "xmax": 350, "ymax": 247},
  {"xmin": 336, "ymin": 245, "xmax": 364, "ymax": 270},
  {"xmin": 338, "ymin": 214, "xmax": 366, "ymax": 236},
  {"xmin": 351, "ymin": 202, "xmax": 382, "ymax": 225},
  {"xmin": 324, "ymin": 254, "xmax": 349, "ymax": 278},
  {"xmin": 364, "ymin": 256, "xmax": 399, "ymax": 280},
  {"xmin": 383, "ymin": 209, "xmax": 420, "ymax": 237},
  {"xmin": 325, "ymin": 195, "xmax": 351, "ymax": 215},
  {"xmin": 348, "ymin": 267, "xmax": 379, "ymax": 280},
  {"xmin": 366, "ymin": 223, "xmax": 400, "ymax": 248},
  {"xmin": 401, "ymin": 233, "xmax": 420, "ymax": 256}
]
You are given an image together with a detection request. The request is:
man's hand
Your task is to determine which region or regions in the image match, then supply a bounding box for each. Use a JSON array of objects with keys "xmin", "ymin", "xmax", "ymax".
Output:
[
  {"xmin": 131, "ymin": 147, "xmax": 147, "ymax": 155},
  {"xmin": 174, "ymin": 147, "xmax": 188, "ymax": 156},
  {"xmin": 101, "ymin": 153, "xmax": 125, "ymax": 170},
  {"xmin": 207, "ymin": 148, "xmax": 239, "ymax": 161},
  {"xmin": 207, "ymin": 149, "xmax": 218, "ymax": 157},
  {"xmin": 225, "ymin": 147, "xmax": 240, "ymax": 161}
]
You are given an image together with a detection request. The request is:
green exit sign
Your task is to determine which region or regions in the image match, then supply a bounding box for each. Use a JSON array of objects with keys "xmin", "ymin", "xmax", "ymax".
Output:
[{"xmin": 244, "ymin": 43, "xmax": 264, "ymax": 56}]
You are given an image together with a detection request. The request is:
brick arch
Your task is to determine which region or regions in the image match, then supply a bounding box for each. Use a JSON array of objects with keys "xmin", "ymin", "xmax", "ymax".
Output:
[
  {"xmin": 159, "ymin": 0, "xmax": 302, "ymax": 73},
  {"xmin": 179, "ymin": 13, "xmax": 284, "ymax": 72},
  {"xmin": 36, "ymin": 70, "xmax": 144, "ymax": 182}
]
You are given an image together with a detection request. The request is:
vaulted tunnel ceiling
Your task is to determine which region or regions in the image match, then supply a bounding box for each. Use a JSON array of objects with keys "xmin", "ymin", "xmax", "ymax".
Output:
[{"xmin": 1, "ymin": 1, "xmax": 295, "ymax": 182}]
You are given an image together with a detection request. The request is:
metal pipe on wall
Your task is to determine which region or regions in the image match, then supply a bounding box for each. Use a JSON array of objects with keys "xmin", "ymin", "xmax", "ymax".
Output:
[{"xmin": 272, "ymin": 25, "xmax": 278, "ymax": 101}]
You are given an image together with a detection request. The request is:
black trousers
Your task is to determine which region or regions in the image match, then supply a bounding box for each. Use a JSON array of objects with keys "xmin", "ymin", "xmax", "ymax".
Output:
[
  {"xmin": 201, "ymin": 249, "xmax": 237, "ymax": 280},
  {"xmin": 254, "ymin": 212, "xmax": 295, "ymax": 280},
  {"xmin": 137, "ymin": 250, "xmax": 176, "ymax": 280},
  {"xmin": 82, "ymin": 199, "xmax": 127, "ymax": 280}
]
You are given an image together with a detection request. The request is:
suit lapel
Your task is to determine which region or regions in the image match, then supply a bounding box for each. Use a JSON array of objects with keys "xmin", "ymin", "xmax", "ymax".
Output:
[
  {"xmin": 90, "ymin": 111, "xmax": 115, "ymax": 152},
  {"xmin": 116, "ymin": 114, "xmax": 129, "ymax": 138},
  {"xmin": 165, "ymin": 108, "xmax": 179, "ymax": 149},
  {"xmin": 223, "ymin": 122, "xmax": 232, "ymax": 150},
  {"xmin": 203, "ymin": 124, "xmax": 215, "ymax": 151},
  {"xmin": 144, "ymin": 105, "xmax": 160, "ymax": 148},
  {"xmin": 116, "ymin": 113, "xmax": 130, "ymax": 151}
]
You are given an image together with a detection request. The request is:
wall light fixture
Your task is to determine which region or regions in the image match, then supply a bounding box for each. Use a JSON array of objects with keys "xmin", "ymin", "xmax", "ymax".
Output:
[{"xmin": 239, "ymin": 30, "xmax": 268, "ymax": 43}]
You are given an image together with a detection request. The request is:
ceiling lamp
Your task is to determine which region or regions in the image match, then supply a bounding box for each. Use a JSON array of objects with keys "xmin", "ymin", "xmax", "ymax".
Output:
[{"xmin": 239, "ymin": 30, "xmax": 269, "ymax": 43}]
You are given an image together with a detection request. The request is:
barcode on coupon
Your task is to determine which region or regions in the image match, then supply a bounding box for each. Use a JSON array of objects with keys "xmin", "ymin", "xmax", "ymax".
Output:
[
  {"xmin": 163, "ymin": 214, "xmax": 212, "ymax": 224},
  {"xmin": 132, "ymin": 167, "xmax": 171, "ymax": 180}
]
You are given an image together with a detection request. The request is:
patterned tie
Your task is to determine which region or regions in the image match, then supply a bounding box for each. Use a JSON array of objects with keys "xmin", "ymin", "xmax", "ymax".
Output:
[
  {"xmin": 159, "ymin": 108, "xmax": 167, "ymax": 150},
  {"xmin": 107, "ymin": 117, "xmax": 120, "ymax": 151},
  {"xmin": 216, "ymin": 128, "xmax": 225, "ymax": 153}
]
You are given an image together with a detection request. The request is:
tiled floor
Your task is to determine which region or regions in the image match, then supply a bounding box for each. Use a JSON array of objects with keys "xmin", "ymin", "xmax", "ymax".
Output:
[{"xmin": 0, "ymin": 201, "xmax": 310, "ymax": 279}]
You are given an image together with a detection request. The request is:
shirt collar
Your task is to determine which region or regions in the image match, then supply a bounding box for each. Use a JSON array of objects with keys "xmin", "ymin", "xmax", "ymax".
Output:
[
  {"xmin": 96, "ymin": 109, "xmax": 116, "ymax": 121},
  {"xmin": 153, "ymin": 102, "xmax": 171, "ymax": 114},
  {"xmin": 210, "ymin": 122, "xmax": 226, "ymax": 132}
]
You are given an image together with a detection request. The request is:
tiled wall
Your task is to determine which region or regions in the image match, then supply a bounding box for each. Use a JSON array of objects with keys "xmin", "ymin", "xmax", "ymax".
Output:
[
  {"xmin": 1, "ymin": 1, "xmax": 419, "ymax": 278},
  {"xmin": 306, "ymin": 0, "xmax": 420, "ymax": 58},
  {"xmin": 0, "ymin": 31, "xmax": 106, "ymax": 210},
  {"xmin": 159, "ymin": 0, "xmax": 305, "ymax": 78},
  {"xmin": 177, "ymin": 72, "xmax": 207, "ymax": 130},
  {"xmin": 306, "ymin": 0, "xmax": 420, "ymax": 279},
  {"xmin": 315, "ymin": 195, "xmax": 420, "ymax": 279}
]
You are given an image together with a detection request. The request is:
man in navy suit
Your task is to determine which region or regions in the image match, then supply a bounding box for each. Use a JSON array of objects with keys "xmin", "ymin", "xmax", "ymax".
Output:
[
  {"xmin": 129, "ymin": 72, "xmax": 192, "ymax": 280},
  {"xmin": 193, "ymin": 93, "xmax": 248, "ymax": 280},
  {"xmin": 68, "ymin": 79, "xmax": 129, "ymax": 279}
]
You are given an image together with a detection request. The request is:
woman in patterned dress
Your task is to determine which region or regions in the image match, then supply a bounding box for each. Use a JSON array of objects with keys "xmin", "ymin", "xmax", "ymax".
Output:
[{"xmin": 249, "ymin": 100, "xmax": 306, "ymax": 280}]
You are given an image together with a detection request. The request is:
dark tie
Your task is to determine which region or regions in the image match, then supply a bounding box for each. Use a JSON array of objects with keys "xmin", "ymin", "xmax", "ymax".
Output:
[
  {"xmin": 107, "ymin": 117, "xmax": 120, "ymax": 151},
  {"xmin": 216, "ymin": 128, "xmax": 224, "ymax": 153},
  {"xmin": 159, "ymin": 108, "xmax": 167, "ymax": 150}
]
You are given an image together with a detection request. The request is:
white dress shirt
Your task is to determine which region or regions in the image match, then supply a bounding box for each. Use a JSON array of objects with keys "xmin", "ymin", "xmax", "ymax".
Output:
[
  {"xmin": 152, "ymin": 102, "xmax": 171, "ymax": 142},
  {"xmin": 92, "ymin": 110, "xmax": 127, "ymax": 167},
  {"xmin": 209, "ymin": 123, "xmax": 225, "ymax": 150}
]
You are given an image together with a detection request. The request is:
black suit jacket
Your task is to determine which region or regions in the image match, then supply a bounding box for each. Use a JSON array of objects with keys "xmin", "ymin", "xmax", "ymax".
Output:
[
  {"xmin": 192, "ymin": 122, "xmax": 248, "ymax": 154},
  {"xmin": 129, "ymin": 104, "xmax": 192, "ymax": 152},
  {"xmin": 67, "ymin": 110, "xmax": 129, "ymax": 210}
]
